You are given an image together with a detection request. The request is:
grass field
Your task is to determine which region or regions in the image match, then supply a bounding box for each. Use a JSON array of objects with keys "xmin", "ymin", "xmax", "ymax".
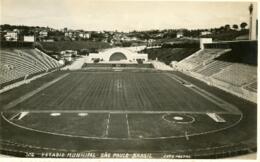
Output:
[
  {"xmin": 0, "ymin": 69, "xmax": 257, "ymax": 158},
  {"xmin": 11, "ymin": 71, "xmax": 227, "ymax": 112}
]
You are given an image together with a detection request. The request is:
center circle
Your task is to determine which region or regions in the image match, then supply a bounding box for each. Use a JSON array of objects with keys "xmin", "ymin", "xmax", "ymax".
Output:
[{"xmin": 109, "ymin": 52, "xmax": 127, "ymax": 61}]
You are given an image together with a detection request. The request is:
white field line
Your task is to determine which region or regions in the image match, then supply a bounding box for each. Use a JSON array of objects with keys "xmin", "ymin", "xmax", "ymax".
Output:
[
  {"xmin": 207, "ymin": 113, "xmax": 226, "ymax": 123},
  {"xmin": 164, "ymin": 73, "xmax": 241, "ymax": 114},
  {"xmin": 1, "ymin": 112, "xmax": 243, "ymax": 140},
  {"xmin": 126, "ymin": 114, "xmax": 131, "ymax": 138},
  {"xmin": 2, "ymin": 110, "xmax": 235, "ymax": 114},
  {"xmin": 3, "ymin": 73, "xmax": 70, "ymax": 110},
  {"xmin": 18, "ymin": 112, "xmax": 29, "ymax": 120},
  {"xmin": 10, "ymin": 113, "xmax": 21, "ymax": 120},
  {"xmin": 185, "ymin": 131, "xmax": 189, "ymax": 141},
  {"xmin": 104, "ymin": 113, "xmax": 111, "ymax": 137}
]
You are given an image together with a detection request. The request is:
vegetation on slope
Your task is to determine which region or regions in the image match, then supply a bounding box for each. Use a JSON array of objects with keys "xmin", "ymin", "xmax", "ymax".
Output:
[
  {"xmin": 39, "ymin": 41, "xmax": 111, "ymax": 52},
  {"xmin": 142, "ymin": 48, "xmax": 199, "ymax": 65}
]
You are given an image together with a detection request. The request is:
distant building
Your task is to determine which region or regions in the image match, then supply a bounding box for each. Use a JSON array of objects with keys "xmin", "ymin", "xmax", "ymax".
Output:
[
  {"xmin": 4, "ymin": 30, "xmax": 18, "ymax": 41},
  {"xmin": 122, "ymin": 36, "xmax": 138, "ymax": 41},
  {"xmin": 147, "ymin": 39, "xmax": 156, "ymax": 46},
  {"xmin": 200, "ymin": 38, "xmax": 212, "ymax": 49},
  {"xmin": 39, "ymin": 31, "xmax": 48, "ymax": 38},
  {"xmin": 60, "ymin": 50, "xmax": 77, "ymax": 61},
  {"xmin": 200, "ymin": 31, "xmax": 212, "ymax": 36},
  {"xmin": 65, "ymin": 31, "xmax": 73, "ymax": 37},
  {"xmin": 23, "ymin": 36, "xmax": 35, "ymax": 42},
  {"xmin": 60, "ymin": 50, "xmax": 77, "ymax": 55},
  {"xmin": 176, "ymin": 31, "xmax": 183, "ymax": 38},
  {"xmin": 79, "ymin": 32, "xmax": 91, "ymax": 39},
  {"xmin": 43, "ymin": 39, "xmax": 54, "ymax": 42}
]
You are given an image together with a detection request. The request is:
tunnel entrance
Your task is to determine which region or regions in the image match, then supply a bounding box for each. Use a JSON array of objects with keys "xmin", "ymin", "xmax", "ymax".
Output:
[{"xmin": 109, "ymin": 52, "xmax": 127, "ymax": 61}]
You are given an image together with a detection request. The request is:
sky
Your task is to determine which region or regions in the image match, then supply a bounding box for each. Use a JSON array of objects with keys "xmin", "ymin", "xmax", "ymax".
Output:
[{"xmin": 0, "ymin": 0, "xmax": 257, "ymax": 31}]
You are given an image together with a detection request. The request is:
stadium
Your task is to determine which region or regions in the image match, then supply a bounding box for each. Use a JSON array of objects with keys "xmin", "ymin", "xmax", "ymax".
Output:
[{"xmin": 0, "ymin": 1, "xmax": 258, "ymax": 160}]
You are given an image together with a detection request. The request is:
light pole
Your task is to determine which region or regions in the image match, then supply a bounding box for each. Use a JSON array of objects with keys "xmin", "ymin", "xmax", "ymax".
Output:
[{"xmin": 249, "ymin": 3, "xmax": 253, "ymax": 40}]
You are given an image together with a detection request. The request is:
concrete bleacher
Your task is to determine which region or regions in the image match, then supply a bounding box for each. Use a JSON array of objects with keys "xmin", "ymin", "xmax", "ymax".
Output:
[
  {"xmin": 0, "ymin": 48, "xmax": 61, "ymax": 88},
  {"xmin": 194, "ymin": 60, "xmax": 232, "ymax": 76},
  {"xmin": 244, "ymin": 81, "xmax": 257, "ymax": 92},
  {"xmin": 177, "ymin": 49, "xmax": 231, "ymax": 71},
  {"xmin": 176, "ymin": 40, "xmax": 257, "ymax": 103},
  {"xmin": 212, "ymin": 64, "xmax": 257, "ymax": 87}
]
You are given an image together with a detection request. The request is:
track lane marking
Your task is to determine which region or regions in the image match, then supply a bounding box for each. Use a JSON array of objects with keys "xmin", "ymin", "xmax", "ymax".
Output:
[{"xmin": 2, "ymin": 73, "xmax": 70, "ymax": 110}]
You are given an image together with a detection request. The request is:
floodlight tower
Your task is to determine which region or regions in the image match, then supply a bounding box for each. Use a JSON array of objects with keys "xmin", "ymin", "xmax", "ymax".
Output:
[{"xmin": 249, "ymin": 3, "xmax": 257, "ymax": 40}]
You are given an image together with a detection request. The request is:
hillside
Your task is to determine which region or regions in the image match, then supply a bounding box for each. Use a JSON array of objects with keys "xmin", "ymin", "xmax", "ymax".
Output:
[
  {"xmin": 39, "ymin": 41, "xmax": 112, "ymax": 52},
  {"xmin": 143, "ymin": 48, "xmax": 199, "ymax": 65}
]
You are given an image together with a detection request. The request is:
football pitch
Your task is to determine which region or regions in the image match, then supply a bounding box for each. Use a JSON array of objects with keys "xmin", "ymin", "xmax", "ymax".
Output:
[{"xmin": 0, "ymin": 69, "xmax": 257, "ymax": 158}]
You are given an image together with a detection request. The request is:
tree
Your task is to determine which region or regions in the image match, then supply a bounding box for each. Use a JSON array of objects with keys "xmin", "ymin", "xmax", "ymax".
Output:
[
  {"xmin": 219, "ymin": 26, "xmax": 225, "ymax": 32},
  {"xmin": 232, "ymin": 24, "xmax": 238, "ymax": 30},
  {"xmin": 240, "ymin": 22, "xmax": 248, "ymax": 30},
  {"xmin": 224, "ymin": 24, "xmax": 231, "ymax": 31}
]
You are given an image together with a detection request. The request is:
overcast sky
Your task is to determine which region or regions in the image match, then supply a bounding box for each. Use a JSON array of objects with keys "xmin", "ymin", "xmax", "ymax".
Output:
[{"xmin": 0, "ymin": 0, "xmax": 257, "ymax": 31}]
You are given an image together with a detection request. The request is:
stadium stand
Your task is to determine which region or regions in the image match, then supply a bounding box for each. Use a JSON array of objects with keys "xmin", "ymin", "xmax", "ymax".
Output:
[
  {"xmin": 212, "ymin": 64, "xmax": 257, "ymax": 87},
  {"xmin": 175, "ymin": 41, "xmax": 257, "ymax": 103},
  {"xmin": 244, "ymin": 81, "xmax": 257, "ymax": 92},
  {"xmin": 194, "ymin": 60, "xmax": 232, "ymax": 76},
  {"xmin": 176, "ymin": 49, "xmax": 231, "ymax": 71},
  {"xmin": 0, "ymin": 48, "xmax": 61, "ymax": 88}
]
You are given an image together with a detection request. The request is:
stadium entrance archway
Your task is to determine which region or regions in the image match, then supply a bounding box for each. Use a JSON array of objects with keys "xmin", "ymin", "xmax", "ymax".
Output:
[
  {"xmin": 88, "ymin": 47, "xmax": 148, "ymax": 63},
  {"xmin": 109, "ymin": 52, "xmax": 127, "ymax": 61}
]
